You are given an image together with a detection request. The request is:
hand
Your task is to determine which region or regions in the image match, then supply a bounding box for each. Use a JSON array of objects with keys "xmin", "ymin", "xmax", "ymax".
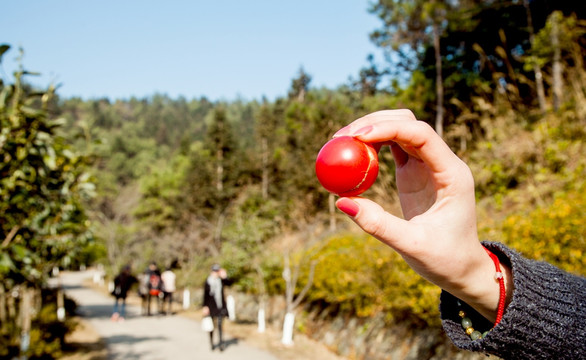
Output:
[
  {"xmin": 218, "ymin": 269, "xmax": 227, "ymax": 279},
  {"xmin": 202, "ymin": 306, "xmax": 210, "ymax": 316},
  {"xmin": 333, "ymin": 110, "xmax": 511, "ymax": 322}
]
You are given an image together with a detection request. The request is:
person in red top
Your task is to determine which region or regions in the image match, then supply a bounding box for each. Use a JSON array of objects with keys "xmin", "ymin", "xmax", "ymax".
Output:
[{"xmin": 145, "ymin": 261, "xmax": 162, "ymax": 316}]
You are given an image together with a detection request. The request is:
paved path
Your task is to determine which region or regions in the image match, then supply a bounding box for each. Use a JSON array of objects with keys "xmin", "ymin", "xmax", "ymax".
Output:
[{"xmin": 58, "ymin": 270, "xmax": 278, "ymax": 360}]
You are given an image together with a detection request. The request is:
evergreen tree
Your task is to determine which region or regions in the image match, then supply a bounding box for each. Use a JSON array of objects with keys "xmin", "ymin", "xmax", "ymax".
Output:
[{"xmin": 370, "ymin": 0, "xmax": 452, "ymax": 137}]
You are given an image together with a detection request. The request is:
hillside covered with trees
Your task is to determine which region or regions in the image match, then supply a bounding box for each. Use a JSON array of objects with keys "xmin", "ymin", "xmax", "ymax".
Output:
[{"xmin": 1, "ymin": 0, "xmax": 585, "ymax": 358}]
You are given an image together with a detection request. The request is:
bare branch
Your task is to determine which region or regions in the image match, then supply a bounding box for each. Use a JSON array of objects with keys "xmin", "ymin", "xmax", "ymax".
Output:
[
  {"xmin": 292, "ymin": 260, "xmax": 317, "ymax": 310},
  {"xmin": 2, "ymin": 225, "xmax": 21, "ymax": 248}
]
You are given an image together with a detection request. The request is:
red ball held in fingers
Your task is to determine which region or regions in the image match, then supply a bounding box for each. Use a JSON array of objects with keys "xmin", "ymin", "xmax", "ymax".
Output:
[{"xmin": 315, "ymin": 136, "xmax": 379, "ymax": 197}]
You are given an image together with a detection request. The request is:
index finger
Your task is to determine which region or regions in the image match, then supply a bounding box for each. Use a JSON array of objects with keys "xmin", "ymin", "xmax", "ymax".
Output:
[
  {"xmin": 334, "ymin": 109, "xmax": 417, "ymax": 138},
  {"xmin": 350, "ymin": 117, "xmax": 461, "ymax": 174}
]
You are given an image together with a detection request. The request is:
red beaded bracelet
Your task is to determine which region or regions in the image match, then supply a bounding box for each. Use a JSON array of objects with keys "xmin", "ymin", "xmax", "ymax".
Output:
[
  {"xmin": 458, "ymin": 247, "xmax": 507, "ymax": 341},
  {"xmin": 483, "ymin": 246, "xmax": 506, "ymax": 326}
]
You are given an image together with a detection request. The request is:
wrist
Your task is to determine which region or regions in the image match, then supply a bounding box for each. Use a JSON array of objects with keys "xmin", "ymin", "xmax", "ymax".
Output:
[{"xmin": 453, "ymin": 246, "xmax": 513, "ymax": 324}]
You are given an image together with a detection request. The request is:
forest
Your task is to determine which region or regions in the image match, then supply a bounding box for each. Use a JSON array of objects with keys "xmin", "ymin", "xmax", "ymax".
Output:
[{"xmin": 1, "ymin": 0, "xmax": 585, "ymax": 358}]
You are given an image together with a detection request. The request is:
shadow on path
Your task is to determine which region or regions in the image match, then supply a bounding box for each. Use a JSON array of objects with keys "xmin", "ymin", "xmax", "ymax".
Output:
[
  {"xmin": 77, "ymin": 304, "xmax": 114, "ymax": 319},
  {"xmin": 219, "ymin": 337, "xmax": 240, "ymax": 351},
  {"xmin": 107, "ymin": 334, "xmax": 167, "ymax": 345}
]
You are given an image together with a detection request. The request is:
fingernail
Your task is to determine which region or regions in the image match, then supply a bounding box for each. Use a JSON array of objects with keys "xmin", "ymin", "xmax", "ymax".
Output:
[
  {"xmin": 354, "ymin": 125, "xmax": 373, "ymax": 137},
  {"xmin": 333, "ymin": 125, "xmax": 351, "ymax": 137},
  {"xmin": 336, "ymin": 198, "xmax": 360, "ymax": 217}
]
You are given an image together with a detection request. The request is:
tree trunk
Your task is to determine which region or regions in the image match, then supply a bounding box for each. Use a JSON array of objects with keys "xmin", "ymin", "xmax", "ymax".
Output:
[
  {"xmin": 254, "ymin": 262, "xmax": 267, "ymax": 333},
  {"xmin": 433, "ymin": 22, "xmax": 445, "ymax": 138},
  {"xmin": 281, "ymin": 312, "xmax": 295, "ymax": 345},
  {"xmin": 261, "ymin": 137, "xmax": 269, "ymax": 199},
  {"xmin": 524, "ymin": 0, "xmax": 547, "ymax": 113},
  {"xmin": 20, "ymin": 287, "xmax": 32, "ymax": 358},
  {"xmin": 0, "ymin": 283, "xmax": 6, "ymax": 324},
  {"xmin": 328, "ymin": 193, "xmax": 336, "ymax": 232},
  {"xmin": 213, "ymin": 212, "xmax": 225, "ymax": 252},
  {"xmin": 57, "ymin": 287, "xmax": 65, "ymax": 321},
  {"xmin": 216, "ymin": 149, "xmax": 224, "ymax": 192},
  {"xmin": 283, "ymin": 254, "xmax": 294, "ymax": 313},
  {"xmin": 282, "ymin": 263, "xmax": 315, "ymax": 345},
  {"xmin": 551, "ymin": 13, "xmax": 563, "ymax": 111},
  {"xmin": 281, "ymin": 254, "xmax": 316, "ymax": 345}
]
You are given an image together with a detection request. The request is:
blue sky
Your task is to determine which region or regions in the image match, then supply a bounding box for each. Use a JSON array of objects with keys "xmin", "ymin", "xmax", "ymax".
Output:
[{"xmin": 2, "ymin": 0, "xmax": 383, "ymax": 101}]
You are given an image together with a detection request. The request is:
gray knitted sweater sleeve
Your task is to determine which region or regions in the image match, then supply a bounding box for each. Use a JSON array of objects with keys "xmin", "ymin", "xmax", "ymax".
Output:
[{"xmin": 440, "ymin": 241, "xmax": 586, "ymax": 359}]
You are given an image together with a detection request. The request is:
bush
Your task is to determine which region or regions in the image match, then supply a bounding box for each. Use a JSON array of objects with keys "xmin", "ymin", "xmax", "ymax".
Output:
[
  {"xmin": 303, "ymin": 234, "xmax": 441, "ymax": 328},
  {"xmin": 499, "ymin": 188, "xmax": 586, "ymax": 276}
]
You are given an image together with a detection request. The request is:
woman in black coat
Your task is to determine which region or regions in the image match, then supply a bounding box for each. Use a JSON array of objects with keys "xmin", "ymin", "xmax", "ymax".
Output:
[{"xmin": 202, "ymin": 264, "xmax": 233, "ymax": 351}]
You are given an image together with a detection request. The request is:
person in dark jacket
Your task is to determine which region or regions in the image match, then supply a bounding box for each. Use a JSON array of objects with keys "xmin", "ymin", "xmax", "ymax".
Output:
[
  {"xmin": 111, "ymin": 265, "xmax": 136, "ymax": 322},
  {"xmin": 202, "ymin": 264, "xmax": 233, "ymax": 351},
  {"xmin": 145, "ymin": 261, "xmax": 162, "ymax": 316}
]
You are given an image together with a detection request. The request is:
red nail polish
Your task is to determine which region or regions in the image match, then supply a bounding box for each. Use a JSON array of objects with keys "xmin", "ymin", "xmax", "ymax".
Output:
[{"xmin": 336, "ymin": 198, "xmax": 359, "ymax": 217}]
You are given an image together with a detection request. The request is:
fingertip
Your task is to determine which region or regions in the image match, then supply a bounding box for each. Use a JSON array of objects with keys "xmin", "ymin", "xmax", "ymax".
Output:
[
  {"xmin": 333, "ymin": 125, "xmax": 351, "ymax": 138},
  {"xmin": 336, "ymin": 197, "xmax": 360, "ymax": 217}
]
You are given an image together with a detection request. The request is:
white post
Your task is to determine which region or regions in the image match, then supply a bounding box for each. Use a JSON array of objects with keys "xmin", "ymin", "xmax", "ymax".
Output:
[
  {"xmin": 281, "ymin": 312, "xmax": 295, "ymax": 345},
  {"xmin": 97, "ymin": 264, "xmax": 105, "ymax": 285},
  {"xmin": 57, "ymin": 287, "xmax": 65, "ymax": 321},
  {"xmin": 57, "ymin": 307, "xmax": 66, "ymax": 322},
  {"xmin": 227, "ymin": 295, "xmax": 235, "ymax": 321},
  {"xmin": 182, "ymin": 289, "xmax": 190, "ymax": 310},
  {"xmin": 257, "ymin": 307, "xmax": 266, "ymax": 333}
]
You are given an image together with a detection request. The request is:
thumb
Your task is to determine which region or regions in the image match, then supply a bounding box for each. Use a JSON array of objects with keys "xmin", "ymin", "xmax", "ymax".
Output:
[{"xmin": 335, "ymin": 197, "xmax": 414, "ymax": 252}]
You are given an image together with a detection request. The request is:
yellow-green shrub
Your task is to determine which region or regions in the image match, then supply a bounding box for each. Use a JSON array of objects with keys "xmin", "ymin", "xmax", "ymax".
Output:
[
  {"xmin": 499, "ymin": 188, "xmax": 586, "ymax": 276},
  {"xmin": 303, "ymin": 234, "xmax": 441, "ymax": 327}
]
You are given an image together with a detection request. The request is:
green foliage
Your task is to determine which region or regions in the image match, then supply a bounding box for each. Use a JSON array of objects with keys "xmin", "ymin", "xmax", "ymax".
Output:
[
  {"xmin": 135, "ymin": 153, "xmax": 190, "ymax": 231},
  {"xmin": 0, "ymin": 45, "xmax": 92, "ymax": 358},
  {"xmin": 277, "ymin": 89, "xmax": 357, "ymax": 222},
  {"xmin": 0, "ymin": 46, "xmax": 94, "ymax": 287},
  {"xmin": 528, "ymin": 12, "xmax": 586, "ymax": 70},
  {"xmin": 220, "ymin": 187, "xmax": 284, "ymax": 292}
]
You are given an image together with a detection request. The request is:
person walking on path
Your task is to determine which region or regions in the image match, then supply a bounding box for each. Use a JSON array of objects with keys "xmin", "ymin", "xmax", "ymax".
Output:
[
  {"xmin": 161, "ymin": 266, "xmax": 176, "ymax": 315},
  {"xmin": 137, "ymin": 271, "xmax": 149, "ymax": 315},
  {"xmin": 202, "ymin": 264, "xmax": 233, "ymax": 351},
  {"xmin": 145, "ymin": 261, "xmax": 162, "ymax": 316},
  {"xmin": 59, "ymin": 270, "xmax": 280, "ymax": 360},
  {"xmin": 111, "ymin": 265, "xmax": 136, "ymax": 322}
]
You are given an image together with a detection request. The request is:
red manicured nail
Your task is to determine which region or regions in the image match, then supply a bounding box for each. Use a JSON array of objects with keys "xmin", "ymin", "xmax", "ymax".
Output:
[{"xmin": 336, "ymin": 198, "xmax": 360, "ymax": 217}]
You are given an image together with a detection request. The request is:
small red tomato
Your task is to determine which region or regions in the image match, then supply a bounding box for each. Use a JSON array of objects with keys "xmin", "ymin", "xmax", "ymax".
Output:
[{"xmin": 315, "ymin": 136, "xmax": 379, "ymax": 196}]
